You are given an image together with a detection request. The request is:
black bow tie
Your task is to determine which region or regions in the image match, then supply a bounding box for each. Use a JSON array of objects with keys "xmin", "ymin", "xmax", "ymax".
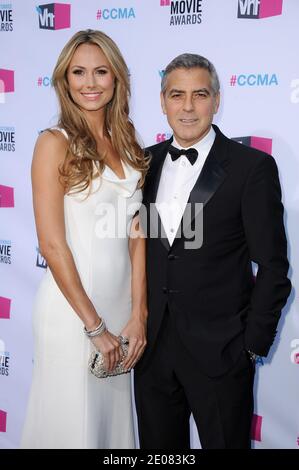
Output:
[{"xmin": 168, "ymin": 145, "xmax": 198, "ymax": 165}]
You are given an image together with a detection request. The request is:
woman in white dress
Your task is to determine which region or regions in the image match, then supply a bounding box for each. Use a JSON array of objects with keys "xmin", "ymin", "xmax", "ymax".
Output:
[{"xmin": 21, "ymin": 29, "xmax": 149, "ymax": 449}]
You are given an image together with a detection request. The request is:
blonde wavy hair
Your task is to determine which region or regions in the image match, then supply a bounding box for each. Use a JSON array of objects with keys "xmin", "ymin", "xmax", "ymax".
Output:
[{"xmin": 52, "ymin": 29, "xmax": 149, "ymax": 193}]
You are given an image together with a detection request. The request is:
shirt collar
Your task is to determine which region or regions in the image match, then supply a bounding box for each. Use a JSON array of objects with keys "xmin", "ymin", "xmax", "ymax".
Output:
[{"xmin": 172, "ymin": 126, "xmax": 216, "ymax": 156}]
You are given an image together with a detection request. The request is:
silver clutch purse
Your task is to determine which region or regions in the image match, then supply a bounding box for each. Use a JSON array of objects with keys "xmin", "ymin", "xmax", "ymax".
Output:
[{"xmin": 88, "ymin": 336, "xmax": 130, "ymax": 378}]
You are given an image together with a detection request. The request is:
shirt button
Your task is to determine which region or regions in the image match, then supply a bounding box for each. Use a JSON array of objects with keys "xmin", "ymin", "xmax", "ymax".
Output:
[{"xmin": 170, "ymin": 228, "xmax": 175, "ymax": 233}]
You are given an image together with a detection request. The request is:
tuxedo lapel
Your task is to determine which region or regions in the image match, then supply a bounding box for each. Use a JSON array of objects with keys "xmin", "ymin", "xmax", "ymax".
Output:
[
  {"xmin": 144, "ymin": 139, "xmax": 173, "ymax": 251},
  {"xmin": 188, "ymin": 138, "xmax": 227, "ymax": 208}
]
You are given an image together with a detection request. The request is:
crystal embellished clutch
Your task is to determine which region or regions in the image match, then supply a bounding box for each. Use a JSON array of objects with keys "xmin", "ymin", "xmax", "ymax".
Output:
[{"xmin": 88, "ymin": 336, "xmax": 130, "ymax": 378}]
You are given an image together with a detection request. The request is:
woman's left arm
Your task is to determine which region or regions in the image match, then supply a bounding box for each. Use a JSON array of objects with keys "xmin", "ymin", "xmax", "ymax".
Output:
[{"xmin": 121, "ymin": 214, "xmax": 148, "ymax": 370}]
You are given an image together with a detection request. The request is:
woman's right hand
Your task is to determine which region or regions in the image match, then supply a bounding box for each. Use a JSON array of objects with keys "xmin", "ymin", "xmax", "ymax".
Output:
[{"xmin": 90, "ymin": 331, "xmax": 123, "ymax": 372}]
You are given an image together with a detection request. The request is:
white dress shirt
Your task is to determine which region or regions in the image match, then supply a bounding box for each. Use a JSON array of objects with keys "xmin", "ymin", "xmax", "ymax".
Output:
[{"xmin": 155, "ymin": 126, "xmax": 216, "ymax": 246}]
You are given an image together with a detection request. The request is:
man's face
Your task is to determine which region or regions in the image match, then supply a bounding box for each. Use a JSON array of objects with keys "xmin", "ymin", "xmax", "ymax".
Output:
[{"xmin": 161, "ymin": 67, "xmax": 220, "ymax": 147}]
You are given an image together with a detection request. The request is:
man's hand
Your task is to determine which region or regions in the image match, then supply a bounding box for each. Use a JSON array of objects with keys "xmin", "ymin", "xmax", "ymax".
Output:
[{"xmin": 120, "ymin": 316, "xmax": 147, "ymax": 370}]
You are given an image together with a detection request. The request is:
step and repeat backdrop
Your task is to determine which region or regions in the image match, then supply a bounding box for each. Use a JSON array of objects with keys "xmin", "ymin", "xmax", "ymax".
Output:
[{"xmin": 0, "ymin": 0, "xmax": 299, "ymax": 449}]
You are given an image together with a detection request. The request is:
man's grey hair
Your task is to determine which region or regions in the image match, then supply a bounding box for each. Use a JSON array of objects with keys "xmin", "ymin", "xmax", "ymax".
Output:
[{"xmin": 161, "ymin": 53, "xmax": 220, "ymax": 96}]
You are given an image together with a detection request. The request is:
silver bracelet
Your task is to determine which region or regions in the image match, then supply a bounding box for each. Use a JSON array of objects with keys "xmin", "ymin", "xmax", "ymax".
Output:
[{"xmin": 84, "ymin": 319, "xmax": 107, "ymax": 338}]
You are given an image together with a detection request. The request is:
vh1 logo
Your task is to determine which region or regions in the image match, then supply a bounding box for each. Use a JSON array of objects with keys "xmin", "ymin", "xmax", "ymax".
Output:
[
  {"xmin": 232, "ymin": 136, "xmax": 272, "ymax": 155},
  {"xmin": 238, "ymin": 0, "xmax": 283, "ymax": 19},
  {"xmin": 36, "ymin": 247, "xmax": 47, "ymax": 269},
  {"xmin": 36, "ymin": 3, "xmax": 71, "ymax": 30}
]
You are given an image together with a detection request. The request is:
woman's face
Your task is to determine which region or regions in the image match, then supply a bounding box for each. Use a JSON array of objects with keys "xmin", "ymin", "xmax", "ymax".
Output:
[{"xmin": 67, "ymin": 42, "xmax": 115, "ymax": 115}]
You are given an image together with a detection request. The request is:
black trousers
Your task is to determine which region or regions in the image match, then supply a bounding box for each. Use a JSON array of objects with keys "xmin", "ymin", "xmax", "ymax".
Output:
[{"xmin": 134, "ymin": 308, "xmax": 255, "ymax": 449}]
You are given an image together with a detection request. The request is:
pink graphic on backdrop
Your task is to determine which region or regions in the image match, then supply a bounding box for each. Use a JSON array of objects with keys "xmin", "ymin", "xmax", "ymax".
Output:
[
  {"xmin": 0, "ymin": 185, "xmax": 14, "ymax": 207},
  {"xmin": 232, "ymin": 136, "xmax": 272, "ymax": 155},
  {"xmin": 259, "ymin": 0, "xmax": 283, "ymax": 18},
  {"xmin": 0, "ymin": 410, "xmax": 7, "ymax": 433},
  {"xmin": 250, "ymin": 136, "xmax": 272, "ymax": 154},
  {"xmin": 160, "ymin": 0, "xmax": 170, "ymax": 5},
  {"xmin": 0, "ymin": 297, "xmax": 11, "ymax": 319},
  {"xmin": 0, "ymin": 69, "xmax": 14, "ymax": 93},
  {"xmin": 156, "ymin": 132, "xmax": 172, "ymax": 143},
  {"xmin": 54, "ymin": 3, "xmax": 71, "ymax": 29},
  {"xmin": 251, "ymin": 414, "xmax": 262, "ymax": 441},
  {"xmin": 0, "ymin": 79, "xmax": 4, "ymax": 103}
]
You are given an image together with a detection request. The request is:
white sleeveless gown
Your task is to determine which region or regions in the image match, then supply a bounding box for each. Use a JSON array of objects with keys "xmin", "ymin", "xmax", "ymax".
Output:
[{"xmin": 21, "ymin": 130, "xmax": 142, "ymax": 448}]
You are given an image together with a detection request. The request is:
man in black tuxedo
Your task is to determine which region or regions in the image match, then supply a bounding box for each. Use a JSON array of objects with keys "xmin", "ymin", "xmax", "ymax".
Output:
[{"xmin": 134, "ymin": 53, "xmax": 291, "ymax": 449}]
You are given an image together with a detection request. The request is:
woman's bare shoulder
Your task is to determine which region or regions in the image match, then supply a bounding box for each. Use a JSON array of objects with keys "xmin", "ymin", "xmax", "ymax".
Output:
[{"xmin": 33, "ymin": 128, "xmax": 68, "ymax": 165}]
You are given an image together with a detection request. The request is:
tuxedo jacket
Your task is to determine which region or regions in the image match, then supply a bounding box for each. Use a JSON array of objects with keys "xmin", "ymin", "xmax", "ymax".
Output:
[{"xmin": 138, "ymin": 125, "xmax": 291, "ymax": 377}]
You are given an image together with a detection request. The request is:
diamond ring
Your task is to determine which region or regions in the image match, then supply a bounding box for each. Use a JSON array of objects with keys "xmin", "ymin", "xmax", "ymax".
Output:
[{"xmin": 118, "ymin": 335, "xmax": 129, "ymax": 344}]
